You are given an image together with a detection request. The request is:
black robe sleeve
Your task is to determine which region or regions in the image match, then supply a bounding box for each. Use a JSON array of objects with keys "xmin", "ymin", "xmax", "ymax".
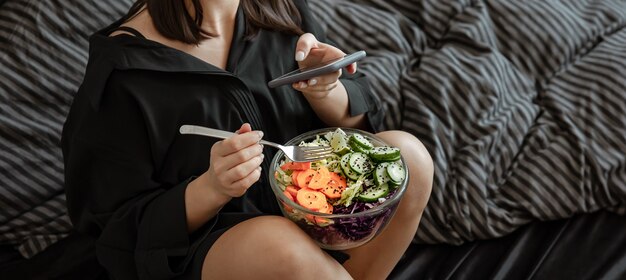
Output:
[
  {"xmin": 62, "ymin": 73, "xmax": 207, "ymax": 280},
  {"xmin": 296, "ymin": 0, "xmax": 385, "ymax": 132}
]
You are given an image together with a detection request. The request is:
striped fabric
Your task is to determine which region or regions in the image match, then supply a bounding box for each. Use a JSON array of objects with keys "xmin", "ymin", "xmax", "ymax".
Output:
[
  {"xmin": 0, "ymin": 0, "xmax": 133, "ymax": 258},
  {"xmin": 1, "ymin": 0, "xmax": 625, "ymax": 258},
  {"xmin": 310, "ymin": 0, "xmax": 626, "ymax": 244}
]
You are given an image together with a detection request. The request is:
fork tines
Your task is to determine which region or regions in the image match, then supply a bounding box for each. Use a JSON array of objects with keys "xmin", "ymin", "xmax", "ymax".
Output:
[{"xmin": 300, "ymin": 146, "xmax": 334, "ymax": 161}]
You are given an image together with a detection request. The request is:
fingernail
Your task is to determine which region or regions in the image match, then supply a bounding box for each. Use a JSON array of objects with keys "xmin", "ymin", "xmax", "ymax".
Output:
[
  {"xmin": 257, "ymin": 131, "xmax": 264, "ymax": 139},
  {"xmin": 295, "ymin": 51, "xmax": 305, "ymax": 61},
  {"xmin": 299, "ymin": 81, "xmax": 307, "ymax": 88},
  {"xmin": 309, "ymin": 79, "xmax": 317, "ymax": 86},
  {"xmin": 260, "ymin": 153, "xmax": 265, "ymax": 159}
]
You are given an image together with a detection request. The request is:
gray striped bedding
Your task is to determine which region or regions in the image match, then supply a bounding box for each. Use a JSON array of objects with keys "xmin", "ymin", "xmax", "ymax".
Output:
[
  {"xmin": 0, "ymin": 0, "xmax": 134, "ymax": 258},
  {"xmin": 310, "ymin": 0, "xmax": 626, "ymax": 244},
  {"xmin": 1, "ymin": 0, "xmax": 625, "ymax": 258}
]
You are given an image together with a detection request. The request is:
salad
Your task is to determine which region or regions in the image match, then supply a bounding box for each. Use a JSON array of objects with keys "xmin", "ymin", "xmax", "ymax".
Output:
[{"xmin": 273, "ymin": 128, "xmax": 407, "ymax": 245}]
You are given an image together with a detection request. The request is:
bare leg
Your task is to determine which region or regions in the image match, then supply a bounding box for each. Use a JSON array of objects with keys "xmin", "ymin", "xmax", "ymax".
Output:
[
  {"xmin": 202, "ymin": 215, "xmax": 353, "ymax": 280},
  {"xmin": 343, "ymin": 131, "xmax": 434, "ymax": 280}
]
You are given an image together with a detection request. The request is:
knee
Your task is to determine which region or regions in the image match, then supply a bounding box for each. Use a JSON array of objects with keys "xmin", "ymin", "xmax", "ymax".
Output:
[
  {"xmin": 237, "ymin": 216, "xmax": 341, "ymax": 277},
  {"xmin": 376, "ymin": 131, "xmax": 433, "ymax": 175},
  {"xmin": 255, "ymin": 217, "xmax": 313, "ymax": 266},
  {"xmin": 204, "ymin": 216, "xmax": 349, "ymax": 279},
  {"xmin": 376, "ymin": 131, "xmax": 433, "ymax": 209}
]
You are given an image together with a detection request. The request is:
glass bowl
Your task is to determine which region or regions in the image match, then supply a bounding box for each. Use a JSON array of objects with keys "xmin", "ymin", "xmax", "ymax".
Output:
[{"xmin": 269, "ymin": 128, "xmax": 408, "ymax": 250}]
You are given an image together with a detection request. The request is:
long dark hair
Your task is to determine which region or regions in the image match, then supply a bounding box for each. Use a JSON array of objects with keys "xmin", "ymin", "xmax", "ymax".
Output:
[{"xmin": 124, "ymin": 0, "xmax": 304, "ymax": 44}]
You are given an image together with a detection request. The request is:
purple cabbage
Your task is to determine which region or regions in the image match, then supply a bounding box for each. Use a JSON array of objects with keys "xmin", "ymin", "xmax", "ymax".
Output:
[{"xmin": 295, "ymin": 189, "xmax": 398, "ymax": 247}]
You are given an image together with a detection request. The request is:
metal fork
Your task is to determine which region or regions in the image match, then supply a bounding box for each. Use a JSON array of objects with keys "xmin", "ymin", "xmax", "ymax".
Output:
[{"xmin": 179, "ymin": 125, "xmax": 333, "ymax": 162}]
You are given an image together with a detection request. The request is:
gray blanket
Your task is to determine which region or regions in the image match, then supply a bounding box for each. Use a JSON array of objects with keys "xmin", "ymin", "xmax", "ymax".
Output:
[
  {"xmin": 1, "ymin": 0, "xmax": 625, "ymax": 257},
  {"xmin": 310, "ymin": 0, "xmax": 626, "ymax": 244}
]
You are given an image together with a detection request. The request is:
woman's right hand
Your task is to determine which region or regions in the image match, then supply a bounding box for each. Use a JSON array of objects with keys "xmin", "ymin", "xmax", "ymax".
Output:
[{"xmin": 205, "ymin": 123, "xmax": 264, "ymax": 201}]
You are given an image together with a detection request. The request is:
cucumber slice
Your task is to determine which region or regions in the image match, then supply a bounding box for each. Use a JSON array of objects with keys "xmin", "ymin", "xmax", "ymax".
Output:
[
  {"xmin": 340, "ymin": 153, "xmax": 360, "ymax": 180},
  {"xmin": 323, "ymin": 131, "xmax": 334, "ymax": 142},
  {"xmin": 349, "ymin": 152, "xmax": 374, "ymax": 174},
  {"xmin": 357, "ymin": 183, "xmax": 390, "ymax": 202},
  {"xmin": 334, "ymin": 128, "xmax": 348, "ymax": 137},
  {"xmin": 349, "ymin": 134, "xmax": 374, "ymax": 151},
  {"xmin": 350, "ymin": 141, "xmax": 370, "ymax": 154},
  {"xmin": 330, "ymin": 132, "xmax": 351, "ymax": 155},
  {"xmin": 386, "ymin": 162, "xmax": 406, "ymax": 185},
  {"xmin": 369, "ymin": 146, "xmax": 401, "ymax": 163},
  {"xmin": 374, "ymin": 162, "xmax": 391, "ymax": 186}
]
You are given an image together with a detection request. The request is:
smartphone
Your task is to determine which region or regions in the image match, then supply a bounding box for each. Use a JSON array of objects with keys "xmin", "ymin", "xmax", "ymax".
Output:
[{"xmin": 268, "ymin": 50, "xmax": 366, "ymax": 88}]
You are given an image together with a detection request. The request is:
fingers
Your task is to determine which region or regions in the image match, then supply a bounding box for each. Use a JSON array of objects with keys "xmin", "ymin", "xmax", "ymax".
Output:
[
  {"xmin": 298, "ymin": 69, "xmax": 342, "ymax": 87},
  {"xmin": 230, "ymin": 167, "xmax": 263, "ymax": 196},
  {"xmin": 293, "ymin": 81, "xmax": 339, "ymax": 93},
  {"xmin": 211, "ymin": 155, "xmax": 263, "ymax": 198},
  {"xmin": 235, "ymin": 123, "xmax": 252, "ymax": 134},
  {"xmin": 208, "ymin": 131, "xmax": 265, "ymax": 197},
  {"xmin": 292, "ymin": 69, "xmax": 342, "ymax": 93},
  {"xmin": 346, "ymin": 62, "xmax": 357, "ymax": 74},
  {"xmin": 295, "ymin": 33, "xmax": 319, "ymax": 62},
  {"xmin": 219, "ymin": 143, "xmax": 264, "ymax": 175},
  {"xmin": 215, "ymin": 144, "xmax": 264, "ymax": 196},
  {"xmin": 224, "ymin": 153, "xmax": 264, "ymax": 188},
  {"xmin": 297, "ymin": 82, "xmax": 338, "ymax": 94},
  {"xmin": 214, "ymin": 130, "xmax": 263, "ymax": 157},
  {"xmin": 206, "ymin": 124, "xmax": 266, "ymax": 198}
]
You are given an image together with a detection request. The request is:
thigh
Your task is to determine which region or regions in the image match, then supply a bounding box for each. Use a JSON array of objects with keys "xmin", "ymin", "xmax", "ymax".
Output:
[{"xmin": 200, "ymin": 215, "xmax": 352, "ymax": 280}]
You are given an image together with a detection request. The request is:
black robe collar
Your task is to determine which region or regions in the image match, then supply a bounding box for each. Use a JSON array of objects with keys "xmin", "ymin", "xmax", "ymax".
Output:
[
  {"xmin": 96, "ymin": 5, "xmax": 248, "ymax": 73},
  {"xmin": 80, "ymin": 5, "xmax": 252, "ymax": 107},
  {"xmin": 79, "ymin": 5, "xmax": 267, "ymax": 130}
]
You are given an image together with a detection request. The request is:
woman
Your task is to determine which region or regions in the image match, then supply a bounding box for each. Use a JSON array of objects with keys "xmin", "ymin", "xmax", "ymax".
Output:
[{"xmin": 62, "ymin": 0, "xmax": 433, "ymax": 279}]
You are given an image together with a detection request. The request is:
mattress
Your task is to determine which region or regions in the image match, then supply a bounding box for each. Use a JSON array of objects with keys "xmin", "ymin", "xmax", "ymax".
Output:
[{"xmin": 390, "ymin": 210, "xmax": 626, "ymax": 279}]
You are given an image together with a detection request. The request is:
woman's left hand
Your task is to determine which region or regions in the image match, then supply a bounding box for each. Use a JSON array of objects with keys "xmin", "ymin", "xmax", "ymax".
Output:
[{"xmin": 292, "ymin": 33, "xmax": 357, "ymax": 99}]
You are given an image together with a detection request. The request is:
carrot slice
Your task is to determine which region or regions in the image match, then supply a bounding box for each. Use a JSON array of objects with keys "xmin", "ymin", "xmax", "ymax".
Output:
[
  {"xmin": 291, "ymin": 171, "xmax": 301, "ymax": 187},
  {"xmin": 313, "ymin": 203, "xmax": 334, "ymax": 225},
  {"xmin": 296, "ymin": 188, "xmax": 327, "ymax": 211},
  {"xmin": 281, "ymin": 161, "xmax": 312, "ymax": 171},
  {"xmin": 308, "ymin": 166, "xmax": 331, "ymax": 190},
  {"xmin": 285, "ymin": 185, "xmax": 299, "ymax": 198},
  {"xmin": 296, "ymin": 169, "xmax": 316, "ymax": 189},
  {"xmin": 283, "ymin": 190, "xmax": 295, "ymax": 201},
  {"xmin": 319, "ymin": 202, "xmax": 333, "ymax": 214},
  {"xmin": 330, "ymin": 172, "xmax": 347, "ymax": 187},
  {"xmin": 322, "ymin": 172, "xmax": 347, "ymax": 199}
]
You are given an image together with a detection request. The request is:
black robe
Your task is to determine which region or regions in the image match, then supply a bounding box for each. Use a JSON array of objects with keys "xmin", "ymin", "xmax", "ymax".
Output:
[{"xmin": 61, "ymin": 1, "xmax": 383, "ymax": 279}]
